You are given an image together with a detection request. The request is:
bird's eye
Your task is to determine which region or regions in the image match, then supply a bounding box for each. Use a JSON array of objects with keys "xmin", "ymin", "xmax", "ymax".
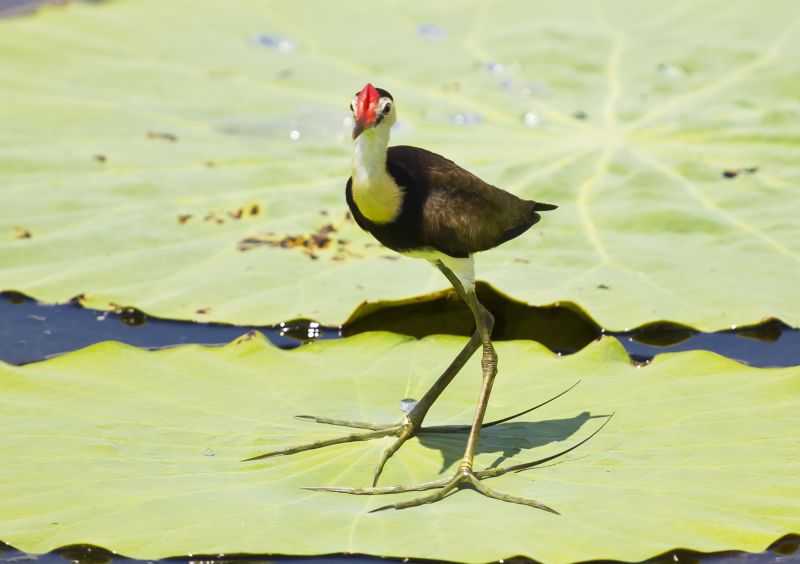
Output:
[
  {"xmin": 349, "ymin": 101, "xmax": 355, "ymax": 112},
  {"xmin": 383, "ymin": 102, "xmax": 392, "ymax": 114}
]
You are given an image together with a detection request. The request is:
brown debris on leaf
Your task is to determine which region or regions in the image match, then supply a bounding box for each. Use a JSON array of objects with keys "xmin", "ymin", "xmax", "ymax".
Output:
[
  {"xmin": 722, "ymin": 166, "xmax": 759, "ymax": 179},
  {"xmin": 69, "ymin": 293, "xmax": 89, "ymax": 306},
  {"xmin": 239, "ymin": 221, "xmax": 363, "ymax": 260},
  {"xmin": 177, "ymin": 203, "xmax": 261, "ymax": 225},
  {"xmin": 14, "ymin": 226, "xmax": 32, "ymax": 240},
  {"xmin": 234, "ymin": 330, "xmax": 260, "ymax": 344},
  {"xmin": 147, "ymin": 131, "xmax": 179, "ymax": 142}
]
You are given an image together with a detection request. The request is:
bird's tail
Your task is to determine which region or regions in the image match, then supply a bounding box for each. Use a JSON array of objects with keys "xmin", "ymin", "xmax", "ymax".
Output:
[{"xmin": 532, "ymin": 201, "xmax": 558, "ymax": 211}]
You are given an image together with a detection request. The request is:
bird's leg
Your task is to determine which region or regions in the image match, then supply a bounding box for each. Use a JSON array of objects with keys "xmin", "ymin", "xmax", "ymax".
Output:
[
  {"xmin": 242, "ymin": 325, "xmax": 485, "ymax": 464},
  {"xmin": 246, "ymin": 260, "xmax": 583, "ymax": 504},
  {"xmin": 366, "ymin": 329, "xmax": 480, "ymax": 484},
  {"xmin": 313, "ymin": 277, "xmax": 566, "ymax": 513},
  {"xmin": 243, "ymin": 267, "xmax": 489, "ymax": 467},
  {"xmin": 362, "ymin": 261, "xmax": 490, "ymax": 484}
]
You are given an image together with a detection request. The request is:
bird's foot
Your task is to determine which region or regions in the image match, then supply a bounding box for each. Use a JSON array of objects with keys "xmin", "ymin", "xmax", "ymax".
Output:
[
  {"xmin": 305, "ymin": 413, "xmax": 613, "ymax": 513},
  {"xmin": 243, "ymin": 382, "xmax": 582, "ymax": 487},
  {"xmin": 308, "ymin": 461, "xmax": 559, "ymax": 513},
  {"xmin": 243, "ymin": 413, "xmax": 430, "ymax": 485}
]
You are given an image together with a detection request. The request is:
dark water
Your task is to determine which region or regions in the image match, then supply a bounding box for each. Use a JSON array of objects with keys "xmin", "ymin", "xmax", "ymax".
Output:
[
  {"xmin": 0, "ymin": 292, "xmax": 339, "ymax": 365},
  {"xmin": 1, "ymin": 291, "xmax": 798, "ymax": 367}
]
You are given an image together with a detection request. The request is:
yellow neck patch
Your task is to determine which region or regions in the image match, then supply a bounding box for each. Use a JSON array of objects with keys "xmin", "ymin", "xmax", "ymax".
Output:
[
  {"xmin": 351, "ymin": 172, "xmax": 403, "ymax": 224},
  {"xmin": 351, "ymin": 130, "xmax": 403, "ymax": 224}
]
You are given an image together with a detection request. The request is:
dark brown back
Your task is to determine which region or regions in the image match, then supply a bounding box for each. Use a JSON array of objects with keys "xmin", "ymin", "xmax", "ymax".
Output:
[{"xmin": 387, "ymin": 145, "xmax": 555, "ymax": 257}]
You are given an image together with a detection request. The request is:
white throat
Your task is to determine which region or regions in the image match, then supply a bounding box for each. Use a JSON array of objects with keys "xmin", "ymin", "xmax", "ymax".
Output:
[{"xmin": 351, "ymin": 127, "xmax": 403, "ymax": 224}]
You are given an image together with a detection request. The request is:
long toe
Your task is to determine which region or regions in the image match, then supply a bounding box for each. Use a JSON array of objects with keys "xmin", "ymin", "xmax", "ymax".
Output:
[
  {"xmin": 365, "ymin": 470, "xmax": 555, "ymax": 513},
  {"xmin": 468, "ymin": 474, "xmax": 558, "ymax": 514},
  {"xmin": 243, "ymin": 427, "xmax": 398, "ymax": 462},
  {"xmin": 372, "ymin": 425, "xmax": 417, "ymax": 486},
  {"xmin": 369, "ymin": 477, "xmax": 462, "ymax": 512},
  {"xmin": 295, "ymin": 415, "xmax": 394, "ymax": 431},
  {"xmin": 304, "ymin": 476, "xmax": 452, "ymax": 496}
]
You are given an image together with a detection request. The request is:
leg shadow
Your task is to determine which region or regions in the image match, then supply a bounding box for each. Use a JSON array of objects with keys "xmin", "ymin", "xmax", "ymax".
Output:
[{"xmin": 417, "ymin": 411, "xmax": 607, "ymax": 473}]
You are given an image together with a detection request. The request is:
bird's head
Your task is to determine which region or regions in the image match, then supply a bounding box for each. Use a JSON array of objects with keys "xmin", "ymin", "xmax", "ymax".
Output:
[{"xmin": 350, "ymin": 83, "xmax": 395, "ymax": 140}]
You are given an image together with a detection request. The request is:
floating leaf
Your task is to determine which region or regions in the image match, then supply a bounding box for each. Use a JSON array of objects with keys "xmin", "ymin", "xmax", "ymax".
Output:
[
  {"xmin": 1, "ymin": 1, "xmax": 799, "ymax": 329},
  {"xmin": 0, "ymin": 334, "xmax": 798, "ymax": 562}
]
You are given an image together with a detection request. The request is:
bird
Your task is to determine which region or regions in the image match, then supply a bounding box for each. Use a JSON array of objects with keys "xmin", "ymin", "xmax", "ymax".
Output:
[{"xmin": 246, "ymin": 83, "xmax": 569, "ymax": 512}]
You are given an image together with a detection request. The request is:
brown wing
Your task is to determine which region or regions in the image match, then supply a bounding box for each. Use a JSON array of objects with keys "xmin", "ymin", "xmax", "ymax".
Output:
[{"xmin": 387, "ymin": 145, "xmax": 556, "ymax": 257}]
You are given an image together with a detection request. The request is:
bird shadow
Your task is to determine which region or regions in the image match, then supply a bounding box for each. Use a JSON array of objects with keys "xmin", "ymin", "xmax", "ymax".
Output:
[{"xmin": 417, "ymin": 411, "xmax": 607, "ymax": 474}]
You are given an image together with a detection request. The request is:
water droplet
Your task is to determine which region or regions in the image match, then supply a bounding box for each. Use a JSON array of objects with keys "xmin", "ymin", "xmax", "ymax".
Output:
[
  {"xmin": 522, "ymin": 111, "xmax": 542, "ymax": 128},
  {"xmin": 449, "ymin": 112, "xmax": 483, "ymax": 126},
  {"xmin": 399, "ymin": 398, "xmax": 418, "ymax": 412},
  {"xmin": 289, "ymin": 129, "xmax": 301, "ymax": 141},
  {"xmin": 251, "ymin": 33, "xmax": 297, "ymax": 53},
  {"xmin": 416, "ymin": 24, "xmax": 447, "ymax": 40},
  {"xmin": 204, "ymin": 448, "xmax": 215, "ymax": 457},
  {"xmin": 486, "ymin": 61, "xmax": 505, "ymax": 74}
]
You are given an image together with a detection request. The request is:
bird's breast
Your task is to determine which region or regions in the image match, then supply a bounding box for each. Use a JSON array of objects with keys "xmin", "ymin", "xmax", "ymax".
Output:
[{"xmin": 350, "ymin": 173, "xmax": 404, "ymax": 225}]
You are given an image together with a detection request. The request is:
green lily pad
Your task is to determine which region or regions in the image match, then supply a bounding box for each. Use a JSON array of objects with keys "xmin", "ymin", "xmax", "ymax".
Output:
[
  {"xmin": 1, "ymin": 1, "xmax": 799, "ymax": 330},
  {"xmin": 0, "ymin": 333, "xmax": 798, "ymax": 562}
]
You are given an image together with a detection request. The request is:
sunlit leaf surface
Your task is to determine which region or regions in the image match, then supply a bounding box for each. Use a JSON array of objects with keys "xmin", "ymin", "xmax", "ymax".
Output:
[
  {"xmin": 1, "ymin": 1, "xmax": 799, "ymax": 329},
  {"xmin": 0, "ymin": 334, "xmax": 798, "ymax": 562}
]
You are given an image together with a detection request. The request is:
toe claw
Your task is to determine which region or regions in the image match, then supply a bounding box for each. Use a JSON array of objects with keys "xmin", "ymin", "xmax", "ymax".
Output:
[
  {"xmin": 241, "ymin": 450, "xmax": 282, "ymax": 462},
  {"xmin": 303, "ymin": 486, "xmax": 352, "ymax": 493}
]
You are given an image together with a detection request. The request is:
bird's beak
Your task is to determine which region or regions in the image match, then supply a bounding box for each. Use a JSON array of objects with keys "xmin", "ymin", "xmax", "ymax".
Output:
[
  {"xmin": 352, "ymin": 83, "xmax": 379, "ymax": 140},
  {"xmin": 352, "ymin": 120, "xmax": 367, "ymax": 140}
]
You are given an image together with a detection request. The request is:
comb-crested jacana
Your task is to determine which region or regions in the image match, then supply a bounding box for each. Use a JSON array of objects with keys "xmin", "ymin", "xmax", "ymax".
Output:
[{"xmin": 247, "ymin": 83, "xmax": 566, "ymax": 512}]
